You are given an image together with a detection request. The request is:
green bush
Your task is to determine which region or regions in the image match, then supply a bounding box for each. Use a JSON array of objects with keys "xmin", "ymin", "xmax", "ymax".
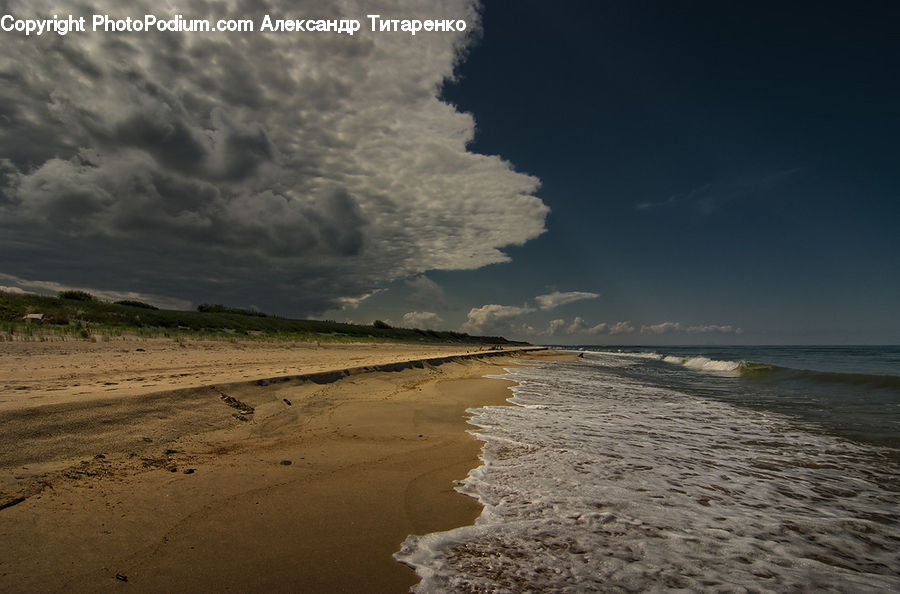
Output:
[
  {"xmin": 58, "ymin": 290, "xmax": 95, "ymax": 301},
  {"xmin": 115, "ymin": 299, "xmax": 158, "ymax": 310},
  {"xmin": 198, "ymin": 303, "xmax": 268, "ymax": 317}
]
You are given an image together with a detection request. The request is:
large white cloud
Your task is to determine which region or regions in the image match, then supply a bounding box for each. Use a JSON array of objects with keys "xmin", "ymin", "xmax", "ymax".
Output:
[
  {"xmin": 460, "ymin": 303, "xmax": 534, "ymax": 334},
  {"xmin": 401, "ymin": 311, "xmax": 443, "ymax": 329},
  {"xmin": 0, "ymin": 0, "xmax": 548, "ymax": 315}
]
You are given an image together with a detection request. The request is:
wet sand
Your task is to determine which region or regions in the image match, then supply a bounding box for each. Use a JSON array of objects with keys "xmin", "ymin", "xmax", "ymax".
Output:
[{"xmin": 0, "ymin": 339, "xmax": 559, "ymax": 592}]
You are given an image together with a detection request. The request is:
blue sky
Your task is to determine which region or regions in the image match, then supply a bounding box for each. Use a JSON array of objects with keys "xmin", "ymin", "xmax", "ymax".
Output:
[
  {"xmin": 349, "ymin": 0, "xmax": 900, "ymax": 344},
  {"xmin": 1, "ymin": 1, "xmax": 897, "ymax": 344}
]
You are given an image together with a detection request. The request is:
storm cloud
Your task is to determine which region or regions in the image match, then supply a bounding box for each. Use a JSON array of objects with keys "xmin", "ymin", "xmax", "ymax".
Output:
[{"xmin": 0, "ymin": 0, "xmax": 547, "ymax": 314}]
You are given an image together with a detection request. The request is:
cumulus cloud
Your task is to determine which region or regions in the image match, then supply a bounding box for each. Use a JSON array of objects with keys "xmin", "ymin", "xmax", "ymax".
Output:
[
  {"xmin": 547, "ymin": 318, "xmax": 567, "ymax": 336},
  {"xmin": 460, "ymin": 303, "xmax": 534, "ymax": 334},
  {"xmin": 539, "ymin": 317, "xmax": 590, "ymax": 337},
  {"xmin": 639, "ymin": 322, "xmax": 742, "ymax": 336},
  {"xmin": 401, "ymin": 311, "xmax": 443, "ymax": 329},
  {"xmin": 608, "ymin": 321, "xmax": 636, "ymax": 335},
  {"xmin": 687, "ymin": 324, "xmax": 743, "ymax": 335},
  {"xmin": 566, "ymin": 316, "xmax": 590, "ymax": 334},
  {"xmin": 534, "ymin": 291, "xmax": 599, "ymax": 310},
  {"xmin": 0, "ymin": 0, "xmax": 548, "ymax": 315},
  {"xmin": 580, "ymin": 320, "xmax": 636, "ymax": 336},
  {"xmin": 641, "ymin": 322, "xmax": 682, "ymax": 335}
]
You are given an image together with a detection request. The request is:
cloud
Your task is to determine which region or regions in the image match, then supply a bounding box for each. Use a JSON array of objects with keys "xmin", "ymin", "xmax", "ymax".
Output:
[
  {"xmin": 405, "ymin": 275, "xmax": 447, "ymax": 309},
  {"xmin": 686, "ymin": 324, "xmax": 743, "ymax": 335},
  {"xmin": 534, "ymin": 291, "xmax": 599, "ymax": 310},
  {"xmin": 401, "ymin": 311, "xmax": 443, "ymax": 329},
  {"xmin": 519, "ymin": 316, "xmax": 743, "ymax": 340},
  {"xmin": 461, "ymin": 303, "xmax": 534, "ymax": 334},
  {"xmin": 566, "ymin": 316, "xmax": 590, "ymax": 334},
  {"xmin": 539, "ymin": 317, "xmax": 590, "ymax": 337},
  {"xmin": 641, "ymin": 322, "xmax": 682, "ymax": 335},
  {"xmin": 587, "ymin": 322, "xmax": 608, "ymax": 334},
  {"xmin": 333, "ymin": 289, "xmax": 385, "ymax": 311},
  {"xmin": 0, "ymin": 0, "xmax": 548, "ymax": 316},
  {"xmin": 608, "ymin": 321, "xmax": 636, "ymax": 335},
  {"xmin": 547, "ymin": 318, "xmax": 567, "ymax": 336},
  {"xmin": 639, "ymin": 322, "xmax": 742, "ymax": 335},
  {"xmin": 580, "ymin": 320, "xmax": 636, "ymax": 335}
]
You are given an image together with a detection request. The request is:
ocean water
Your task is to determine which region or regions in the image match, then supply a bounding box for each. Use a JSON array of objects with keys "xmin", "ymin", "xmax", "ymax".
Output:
[{"xmin": 396, "ymin": 346, "xmax": 900, "ymax": 592}]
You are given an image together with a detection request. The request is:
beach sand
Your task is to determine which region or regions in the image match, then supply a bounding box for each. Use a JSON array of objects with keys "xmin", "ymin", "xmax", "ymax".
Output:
[{"xmin": 0, "ymin": 339, "xmax": 562, "ymax": 592}]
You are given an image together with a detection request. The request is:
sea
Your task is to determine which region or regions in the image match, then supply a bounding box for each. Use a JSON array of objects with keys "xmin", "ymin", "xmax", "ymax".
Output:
[{"xmin": 395, "ymin": 346, "xmax": 900, "ymax": 592}]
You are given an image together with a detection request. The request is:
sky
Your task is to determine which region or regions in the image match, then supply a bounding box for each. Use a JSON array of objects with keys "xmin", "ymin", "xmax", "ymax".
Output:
[{"xmin": 1, "ymin": 0, "xmax": 897, "ymax": 344}]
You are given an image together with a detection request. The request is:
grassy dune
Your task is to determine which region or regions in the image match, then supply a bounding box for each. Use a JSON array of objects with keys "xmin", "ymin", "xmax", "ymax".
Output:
[{"xmin": 0, "ymin": 290, "xmax": 524, "ymax": 345}]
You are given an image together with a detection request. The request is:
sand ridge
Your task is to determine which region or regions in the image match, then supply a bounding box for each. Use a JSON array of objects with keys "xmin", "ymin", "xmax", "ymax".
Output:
[{"xmin": 0, "ymin": 338, "xmax": 523, "ymax": 412}]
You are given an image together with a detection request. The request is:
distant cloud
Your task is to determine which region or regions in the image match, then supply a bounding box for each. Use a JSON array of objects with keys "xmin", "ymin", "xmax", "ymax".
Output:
[
  {"xmin": 547, "ymin": 319, "xmax": 567, "ymax": 335},
  {"xmin": 584, "ymin": 320, "xmax": 636, "ymax": 335},
  {"xmin": 534, "ymin": 291, "xmax": 599, "ymax": 310},
  {"xmin": 461, "ymin": 304, "xmax": 534, "ymax": 334},
  {"xmin": 687, "ymin": 324, "xmax": 743, "ymax": 335},
  {"xmin": 641, "ymin": 322, "xmax": 682, "ymax": 335},
  {"xmin": 401, "ymin": 311, "xmax": 444, "ymax": 329},
  {"xmin": 534, "ymin": 317, "xmax": 635, "ymax": 337},
  {"xmin": 0, "ymin": 0, "xmax": 548, "ymax": 316},
  {"xmin": 608, "ymin": 321, "xmax": 637, "ymax": 335},
  {"xmin": 566, "ymin": 317, "xmax": 589, "ymax": 334},
  {"xmin": 640, "ymin": 322, "xmax": 743, "ymax": 335},
  {"xmin": 540, "ymin": 316, "xmax": 591, "ymax": 337},
  {"xmin": 510, "ymin": 314, "xmax": 746, "ymax": 341},
  {"xmin": 492, "ymin": 313, "xmax": 743, "ymax": 341}
]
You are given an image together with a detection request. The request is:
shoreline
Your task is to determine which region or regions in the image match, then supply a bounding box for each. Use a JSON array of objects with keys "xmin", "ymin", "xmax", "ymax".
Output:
[{"xmin": 0, "ymin": 341, "xmax": 562, "ymax": 592}]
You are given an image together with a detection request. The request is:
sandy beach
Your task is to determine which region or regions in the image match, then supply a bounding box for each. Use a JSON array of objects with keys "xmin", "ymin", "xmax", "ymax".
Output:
[{"xmin": 0, "ymin": 338, "xmax": 560, "ymax": 592}]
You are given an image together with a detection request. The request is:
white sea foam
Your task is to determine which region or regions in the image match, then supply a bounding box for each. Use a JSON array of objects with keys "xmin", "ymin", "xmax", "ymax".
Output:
[
  {"xmin": 396, "ymin": 354, "xmax": 900, "ymax": 593},
  {"xmin": 583, "ymin": 350, "xmax": 744, "ymax": 375},
  {"xmin": 681, "ymin": 355, "xmax": 743, "ymax": 374}
]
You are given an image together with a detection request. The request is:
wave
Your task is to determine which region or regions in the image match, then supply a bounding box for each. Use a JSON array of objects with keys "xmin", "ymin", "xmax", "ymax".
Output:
[
  {"xmin": 576, "ymin": 349, "xmax": 900, "ymax": 390},
  {"xmin": 655, "ymin": 353, "xmax": 900, "ymax": 390},
  {"xmin": 664, "ymin": 355, "xmax": 743, "ymax": 374}
]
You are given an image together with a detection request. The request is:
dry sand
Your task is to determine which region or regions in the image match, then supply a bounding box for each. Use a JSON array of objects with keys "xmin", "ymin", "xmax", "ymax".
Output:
[{"xmin": 0, "ymin": 338, "xmax": 563, "ymax": 592}]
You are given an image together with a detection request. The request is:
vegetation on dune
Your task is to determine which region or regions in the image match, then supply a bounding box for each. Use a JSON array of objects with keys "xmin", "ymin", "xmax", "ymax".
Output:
[
  {"xmin": 58, "ymin": 290, "xmax": 96, "ymax": 302},
  {"xmin": 0, "ymin": 290, "xmax": 526, "ymax": 345},
  {"xmin": 114, "ymin": 300, "xmax": 158, "ymax": 310}
]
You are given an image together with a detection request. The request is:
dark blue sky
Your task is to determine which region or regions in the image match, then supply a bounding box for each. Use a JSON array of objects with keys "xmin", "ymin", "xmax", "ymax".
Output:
[{"xmin": 427, "ymin": 0, "xmax": 899, "ymax": 343}]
